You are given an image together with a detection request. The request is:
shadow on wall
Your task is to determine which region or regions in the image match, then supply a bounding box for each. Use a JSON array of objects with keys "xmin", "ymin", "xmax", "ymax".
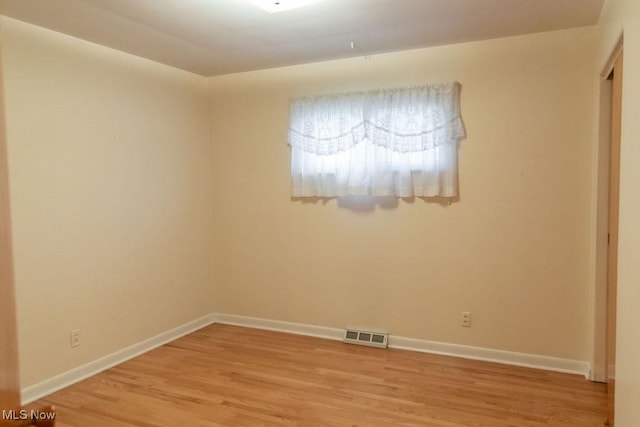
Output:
[{"xmin": 290, "ymin": 196, "xmax": 459, "ymax": 212}]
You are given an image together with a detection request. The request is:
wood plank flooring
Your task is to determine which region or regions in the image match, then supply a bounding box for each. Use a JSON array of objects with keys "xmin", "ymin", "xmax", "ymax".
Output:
[{"xmin": 31, "ymin": 324, "xmax": 606, "ymax": 426}]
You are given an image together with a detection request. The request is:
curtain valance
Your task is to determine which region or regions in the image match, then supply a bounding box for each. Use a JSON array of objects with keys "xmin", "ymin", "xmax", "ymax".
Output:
[{"xmin": 288, "ymin": 82, "xmax": 465, "ymax": 155}]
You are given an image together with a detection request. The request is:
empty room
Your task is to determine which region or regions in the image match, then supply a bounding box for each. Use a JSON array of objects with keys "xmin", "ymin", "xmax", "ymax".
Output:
[{"xmin": 1, "ymin": 0, "xmax": 639, "ymax": 425}]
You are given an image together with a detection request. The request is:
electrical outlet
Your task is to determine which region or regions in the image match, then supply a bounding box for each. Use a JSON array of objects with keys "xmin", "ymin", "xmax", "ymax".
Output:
[
  {"xmin": 461, "ymin": 312, "xmax": 471, "ymax": 328},
  {"xmin": 70, "ymin": 329, "xmax": 81, "ymax": 348}
]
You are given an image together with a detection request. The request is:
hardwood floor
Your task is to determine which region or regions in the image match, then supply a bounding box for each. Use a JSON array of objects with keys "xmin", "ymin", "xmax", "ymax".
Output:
[{"xmin": 32, "ymin": 324, "xmax": 606, "ymax": 426}]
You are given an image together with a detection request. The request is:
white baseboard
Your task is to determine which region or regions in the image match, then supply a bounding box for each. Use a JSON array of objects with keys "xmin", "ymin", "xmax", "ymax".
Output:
[
  {"xmin": 213, "ymin": 313, "xmax": 346, "ymax": 341},
  {"xmin": 21, "ymin": 312, "xmax": 591, "ymax": 404},
  {"xmin": 21, "ymin": 314, "xmax": 216, "ymax": 405},
  {"xmin": 389, "ymin": 336, "xmax": 590, "ymax": 378},
  {"xmin": 213, "ymin": 313, "xmax": 591, "ymax": 378}
]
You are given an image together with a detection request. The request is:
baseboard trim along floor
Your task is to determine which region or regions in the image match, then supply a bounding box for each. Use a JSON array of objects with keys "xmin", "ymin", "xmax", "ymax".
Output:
[
  {"xmin": 21, "ymin": 314, "xmax": 216, "ymax": 404},
  {"xmin": 213, "ymin": 313, "xmax": 591, "ymax": 379},
  {"xmin": 21, "ymin": 312, "xmax": 591, "ymax": 404}
]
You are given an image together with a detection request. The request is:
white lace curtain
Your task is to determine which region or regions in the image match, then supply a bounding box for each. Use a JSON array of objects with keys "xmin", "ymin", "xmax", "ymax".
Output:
[{"xmin": 288, "ymin": 82, "xmax": 465, "ymax": 197}]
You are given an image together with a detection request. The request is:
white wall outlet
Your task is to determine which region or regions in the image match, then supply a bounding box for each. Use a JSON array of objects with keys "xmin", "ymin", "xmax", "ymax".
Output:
[
  {"xmin": 70, "ymin": 329, "xmax": 81, "ymax": 348},
  {"xmin": 461, "ymin": 312, "xmax": 471, "ymax": 328}
]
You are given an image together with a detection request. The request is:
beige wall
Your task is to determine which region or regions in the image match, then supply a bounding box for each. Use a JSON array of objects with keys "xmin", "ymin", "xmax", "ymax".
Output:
[
  {"xmin": 597, "ymin": 0, "xmax": 640, "ymax": 424},
  {"xmin": 208, "ymin": 28, "xmax": 597, "ymax": 361},
  {"xmin": 0, "ymin": 11, "xmax": 21, "ymax": 409},
  {"xmin": 1, "ymin": 13, "xmax": 609, "ymax": 399},
  {"xmin": 1, "ymin": 17, "xmax": 215, "ymax": 387}
]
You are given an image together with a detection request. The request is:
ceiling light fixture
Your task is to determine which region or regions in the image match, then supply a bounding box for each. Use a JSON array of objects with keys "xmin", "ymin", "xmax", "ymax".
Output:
[{"xmin": 249, "ymin": 0, "xmax": 324, "ymax": 13}]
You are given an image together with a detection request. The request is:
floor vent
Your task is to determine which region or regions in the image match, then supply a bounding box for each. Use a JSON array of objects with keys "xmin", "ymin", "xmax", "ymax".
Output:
[{"xmin": 344, "ymin": 329, "xmax": 388, "ymax": 349}]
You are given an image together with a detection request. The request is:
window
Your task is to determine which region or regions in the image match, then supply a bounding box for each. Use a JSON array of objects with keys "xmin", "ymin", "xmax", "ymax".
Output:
[{"xmin": 288, "ymin": 82, "xmax": 465, "ymax": 197}]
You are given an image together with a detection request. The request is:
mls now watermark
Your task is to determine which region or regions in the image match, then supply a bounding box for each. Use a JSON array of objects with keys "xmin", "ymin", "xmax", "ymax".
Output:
[{"xmin": 2, "ymin": 409, "xmax": 57, "ymax": 421}]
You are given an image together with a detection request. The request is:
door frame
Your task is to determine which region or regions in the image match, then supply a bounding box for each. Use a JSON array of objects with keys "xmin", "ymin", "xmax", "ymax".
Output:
[
  {"xmin": 594, "ymin": 37, "xmax": 623, "ymax": 426},
  {"xmin": 0, "ymin": 11, "xmax": 22, "ymax": 411}
]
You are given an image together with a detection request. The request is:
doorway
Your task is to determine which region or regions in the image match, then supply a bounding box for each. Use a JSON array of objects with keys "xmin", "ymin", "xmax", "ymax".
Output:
[
  {"xmin": 595, "ymin": 41, "xmax": 623, "ymax": 427},
  {"xmin": 0, "ymin": 28, "xmax": 21, "ymax": 410}
]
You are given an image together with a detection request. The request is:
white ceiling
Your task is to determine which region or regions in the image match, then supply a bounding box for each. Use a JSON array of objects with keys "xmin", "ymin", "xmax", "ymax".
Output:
[{"xmin": 1, "ymin": 0, "xmax": 604, "ymax": 77}]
